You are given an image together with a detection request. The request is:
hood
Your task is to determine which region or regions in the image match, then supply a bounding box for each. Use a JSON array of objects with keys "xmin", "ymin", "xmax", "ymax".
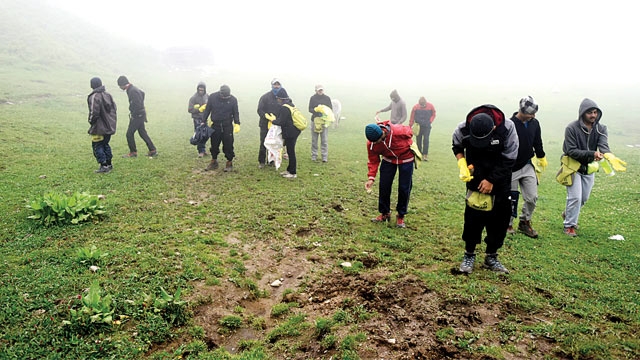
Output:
[
  {"xmin": 578, "ymin": 98, "xmax": 602, "ymax": 123},
  {"xmin": 197, "ymin": 81, "xmax": 207, "ymax": 92},
  {"xmin": 465, "ymin": 104, "xmax": 505, "ymax": 128}
]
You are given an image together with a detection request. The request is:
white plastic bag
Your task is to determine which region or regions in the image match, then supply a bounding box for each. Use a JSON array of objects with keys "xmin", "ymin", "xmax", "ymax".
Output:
[{"xmin": 264, "ymin": 125, "xmax": 283, "ymax": 169}]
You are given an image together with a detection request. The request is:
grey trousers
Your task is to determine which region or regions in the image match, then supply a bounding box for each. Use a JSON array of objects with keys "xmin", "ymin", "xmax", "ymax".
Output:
[
  {"xmin": 510, "ymin": 163, "xmax": 538, "ymax": 225},
  {"xmin": 311, "ymin": 124, "xmax": 328, "ymax": 161}
]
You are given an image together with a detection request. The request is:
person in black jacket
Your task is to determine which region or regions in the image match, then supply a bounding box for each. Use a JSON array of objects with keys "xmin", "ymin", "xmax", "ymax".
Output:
[
  {"xmin": 117, "ymin": 75, "xmax": 157, "ymax": 158},
  {"xmin": 257, "ymin": 78, "xmax": 282, "ymax": 168},
  {"xmin": 187, "ymin": 82, "xmax": 209, "ymax": 157},
  {"xmin": 308, "ymin": 84, "xmax": 332, "ymax": 162},
  {"xmin": 202, "ymin": 85, "xmax": 240, "ymax": 172},
  {"xmin": 87, "ymin": 77, "xmax": 117, "ymax": 173},
  {"xmin": 507, "ymin": 96, "xmax": 547, "ymax": 238},
  {"xmin": 272, "ymin": 88, "xmax": 300, "ymax": 179},
  {"xmin": 452, "ymin": 105, "xmax": 519, "ymax": 274}
]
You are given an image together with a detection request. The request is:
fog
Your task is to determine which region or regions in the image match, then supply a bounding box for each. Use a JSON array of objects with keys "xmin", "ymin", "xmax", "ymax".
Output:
[{"xmin": 51, "ymin": 0, "xmax": 639, "ymax": 86}]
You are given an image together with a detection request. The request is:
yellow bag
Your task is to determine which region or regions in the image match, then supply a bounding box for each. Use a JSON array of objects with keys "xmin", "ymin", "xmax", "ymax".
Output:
[
  {"xmin": 409, "ymin": 141, "xmax": 422, "ymax": 169},
  {"xmin": 555, "ymin": 155, "xmax": 580, "ymax": 186},
  {"xmin": 91, "ymin": 135, "xmax": 104, "ymax": 142},
  {"xmin": 466, "ymin": 190, "xmax": 494, "ymax": 211}
]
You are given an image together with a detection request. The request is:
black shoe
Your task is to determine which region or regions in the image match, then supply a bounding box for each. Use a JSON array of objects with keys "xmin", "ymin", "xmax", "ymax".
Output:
[
  {"xmin": 483, "ymin": 253, "xmax": 509, "ymax": 273},
  {"xmin": 206, "ymin": 159, "xmax": 219, "ymax": 171},
  {"xmin": 94, "ymin": 165, "xmax": 112, "ymax": 173}
]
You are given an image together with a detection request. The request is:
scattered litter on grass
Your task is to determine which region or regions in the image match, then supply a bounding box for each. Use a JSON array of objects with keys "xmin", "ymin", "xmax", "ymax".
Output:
[
  {"xmin": 89, "ymin": 265, "xmax": 99, "ymax": 272},
  {"xmin": 340, "ymin": 262, "xmax": 352, "ymax": 268},
  {"xmin": 608, "ymin": 234, "xmax": 625, "ymax": 241},
  {"xmin": 270, "ymin": 279, "xmax": 282, "ymax": 287}
]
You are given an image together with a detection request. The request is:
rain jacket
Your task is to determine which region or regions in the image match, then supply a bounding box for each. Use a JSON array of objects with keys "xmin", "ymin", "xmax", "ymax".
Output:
[
  {"xmin": 366, "ymin": 120, "xmax": 415, "ymax": 180},
  {"xmin": 188, "ymin": 82, "xmax": 208, "ymax": 121},
  {"xmin": 87, "ymin": 85, "xmax": 117, "ymax": 135},
  {"xmin": 409, "ymin": 101, "xmax": 436, "ymax": 127},
  {"xmin": 124, "ymin": 84, "xmax": 146, "ymax": 120},
  {"xmin": 562, "ymin": 98, "xmax": 610, "ymax": 173}
]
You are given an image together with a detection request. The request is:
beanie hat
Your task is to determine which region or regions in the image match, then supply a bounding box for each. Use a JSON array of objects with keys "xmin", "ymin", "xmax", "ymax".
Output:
[
  {"xmin": 276, "ymin": 88, "xmax": 289, "ymax": 99},
  {"xmin": 469, "ymin": 113, "xmax": 495, "ymax": 149},
  {"xmin": 519, "ymin": 95, "xmax": 538, "ymax": 115},
  {"xmin": 219, "ymin": 85, "xmax": 231, "ymax": 97},
  {"xmin": 365, "ymin": 124, "xmax": 383, "ymax": 142},
  {"xmin": 117, "ymin": 75, "xmax": 129, "ymax": 86},
  {"xmin": 90, "ymin": 77, "xmax": 102, "ymax": 89}
]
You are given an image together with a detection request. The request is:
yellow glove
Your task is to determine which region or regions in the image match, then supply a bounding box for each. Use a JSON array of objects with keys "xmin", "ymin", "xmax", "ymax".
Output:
[
  {"xmin": 537, "ymin": 156, "xmax": 548, "ymax": 171},
  {"xmin": 457, "ymin": 158, "xmax": 473, "ymax": 182},
  {"xmin": 267, "ymin": 121, "xmax": 272, "ymax": 129},
  {"xmin": 193, "ymin": 104, "xmax": 200, "ymax": 110},
  {"xmin": 233, "ymin": 123, "xmax": 240, "ymax": 133},
  {"xmin": 587, "ymin": 161, "xmax": 600, "ymax": 174},
  {"xmin": 199, "ymin": 104, "xmax": 206, "ymax": 113},
  {"xmin": 603, "ymin": 153, "xmax": 627, "ymax": 172},
  {"xmin": 265, "ymin": 113, "xmax": 275, "ymax": 121},
  {"xmin": 313, "ymin": 105, "xmax": 324, "ymax": 114}
]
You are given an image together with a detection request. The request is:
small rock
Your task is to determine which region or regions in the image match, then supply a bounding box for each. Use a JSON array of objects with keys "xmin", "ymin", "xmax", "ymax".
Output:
[
  {"xmin": 89, "ymin": 266, "xmax": 99, "ymax": 272},
  {"xmin": 340, "ymin": 262, "xmax": 352, "ymax": 268},
  {"xmin": 39, "ymin": 175, "xmax": 47, "ymax": 179},
  {"xmin": 270, "ymin": 280, "xmax": 282, "ymax": 287},
  {"xmin": 97, "ymin": 194, "xmax": 106, "ymax": 200},
  {"xmin": 387, "ymin": 338, "xmax": 397, "ymax": 344}
]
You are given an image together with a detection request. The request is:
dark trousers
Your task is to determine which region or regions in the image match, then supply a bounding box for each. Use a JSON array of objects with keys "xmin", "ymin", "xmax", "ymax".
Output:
[
  {"xmin": 284, "ymin": 135, "xmax": 298, "ymax": 174},
  {"xmin": 258, "ymin": 126, "xmax": 269, "ymax": 164},
  {"xmin": 193, "ymin": 119, "xmax": 206, "ymax": 154},
  {"xmin": 416, "ymin": 124, "xmax": 432, "ymax": 155},
  {"xmin": 92, "ymin": 134, "xmax": 112, "ymax": 165},
  {"xmin": 210, "ymin": 122, "xmax": 235, "ymax": 161},
  {"xmin": 126, "ymin": 115, "xmax": 155, "ymax": 153},
  {"xmin": 462, "ymin": 195, "xmax": 511, "ymax": 254},
  {"xmin": 378, "ymin": 160, "xmax": 414, "ymax": 216}
]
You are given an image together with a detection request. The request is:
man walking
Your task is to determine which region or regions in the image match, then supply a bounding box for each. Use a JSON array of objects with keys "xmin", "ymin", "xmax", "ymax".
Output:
[
  {"xmin": 376, "ymin": 89, "xmax": 407, "ymax": 125},
  {"xmin": 117, "ymin": 75, "xmax": 157, "ymax": 158},
  {"xmin": 202, "ymin": 85, "xmax": 240, "ymax": 172},
  {"xmin": 257, "ymin": 78, "xmax": 282, "ymax": 168},
  {"xmin": 188, "ymin": 82, "xmax": 209, "ymax": 157},
  {"xmin": 87, "ymin": 77, "xmax": 117, "ymax": 173},
  {"xmin": 409, "ymin": 96, "xmax": 436, "ymax": 160},
  {"xmin": 308, "ymin": 84, "xmax": 333, "ymax": 162}
]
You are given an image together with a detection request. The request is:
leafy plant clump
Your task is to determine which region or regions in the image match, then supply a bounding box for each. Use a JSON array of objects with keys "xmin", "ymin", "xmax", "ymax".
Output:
[
  {"xmin": 26, "ymin": 191, "xmax": 105, "ymax": 226},
  {"xmin": 63, "ymin": 281, "xmax": 114, "ymax": 334}
]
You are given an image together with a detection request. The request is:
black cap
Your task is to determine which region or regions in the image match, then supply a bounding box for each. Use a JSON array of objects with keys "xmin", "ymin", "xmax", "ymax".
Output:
[
  {"xmin": 219, "ymin": 85, "xmax": 231, "ymax": 97},
  {"xmin": 469, "ymin": 113, "xmax": 495, "ymax": 148},
  {"xmin": 117, "ymin": 75, "xmax": 129, "ymax": 86},
  {"xmin": 90, "ymin": 77, "xmax": 102, "ymax": 89},
  {"xmin": 276, "ymin": 88, "xmax": 289, "ymax": 99}
]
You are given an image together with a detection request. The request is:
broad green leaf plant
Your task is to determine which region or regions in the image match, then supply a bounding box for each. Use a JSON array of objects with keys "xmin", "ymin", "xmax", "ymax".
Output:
[{"xmin": 26, "ymin": 191, "xmax": 105, "ymax": 226}]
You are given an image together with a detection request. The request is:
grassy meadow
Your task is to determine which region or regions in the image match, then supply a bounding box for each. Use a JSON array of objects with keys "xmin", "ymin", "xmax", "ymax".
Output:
[{"xmin": 1, "ymin": 1, "xmax": 640, "ymax": 359}]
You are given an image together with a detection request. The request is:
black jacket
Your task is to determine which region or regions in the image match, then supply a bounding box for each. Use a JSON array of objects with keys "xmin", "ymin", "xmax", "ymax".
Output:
[
  {"xmin": 272, "ymin": 101, "xmax": 301, "ymax": 139},
  {"xmin": 202, "ymin": 91, "xmax": 240, "ymax": 126},
  {"xmin": 511, "ymin": 113, "xmax": 545, "ymax": 171},
  {"xmin": 125, "ymin": 84, "xmax": 146, "ymax": 119},
  {"xmin": 308, "ymin": 93, "xmax": 332, "ymax": 119},
  {"xmin": 257, "ymin": 91, "xmax": 280, "ymax": 128},
  {"xmin": 87, "ymin": 86, "xmax": 117, "ymax": 135}
]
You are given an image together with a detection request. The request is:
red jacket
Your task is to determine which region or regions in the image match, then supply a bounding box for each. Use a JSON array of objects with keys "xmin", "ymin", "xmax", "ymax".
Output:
[
  {"xmin": 366, "ymin": 120, "xmax": 415, "ymax": 180},
  {"xmin": 409, "ymin": 102, "xmax": 436, "ymax": 127}
]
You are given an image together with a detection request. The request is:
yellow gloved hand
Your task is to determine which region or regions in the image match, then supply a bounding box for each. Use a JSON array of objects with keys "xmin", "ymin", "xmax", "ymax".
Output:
[
  {"xmin": 313, "ymin": 105, "xmax": 324, "ymax": 114},
  {"xmin": 233, "ymin": 123, "xmax": 240, "ymax": 133},
  {"xmin": 265, "ymin": 113, "xmax": 276, "ymax": 121},
  {"xmin": 457, "ymin": 158, "xmax": 473, "ymax": 182},
  {"xmin": 537, "ymin": 156, "xmax": 548, "ymax": 171},
  {"xmin": 193, "ymin": 104, "xmax": 200, "ymax": 110},
  {"xmin": 267, "ymin": 120, "xmax": 272, "ymax": 129},
  {"xmin": 199, "ymin": 104, "xmax": 207, "ymax": 113},
  {"xmin": 587, "ymin": 161, "xmax": 600, "ymax": 174},
  {"xmin": 603, "ymin": 153, "xmax": 627, "ymax": 172}
]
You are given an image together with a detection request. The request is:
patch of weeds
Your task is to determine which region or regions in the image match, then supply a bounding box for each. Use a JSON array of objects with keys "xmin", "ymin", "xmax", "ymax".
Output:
[
  {"xmin": 341, "ymin": 260, "xmax": 365, "ymax": 274},
  {"xmin": 314, "ymin": 317, "xmax": 334, "ymax": 339},
  {"xmin": 237, "ymin": 339, "xmax": 262, "ymax": 351},
  {"xmin": 219, "ymin": 315, "xmax": 243, "ymax": 332},
  {"xmin": 332, "ymin": 301, "xmax": 374, "ymax": 325},
  {"xmin": 265, "ymin": 314, "xmax": 309, "ymax": 343},
  {"xmin": 137, "ymin": 313, "xmax": 172, "ymax": 344},
  {"xmin": 62, "ymin": 281, "xmax": 114, "ymax": 335},
  {"xmin": 183, "ymin": 339, "xmax": 208, "ymax": 356},
  {"xmin": 271, "ymin": 302, "xmax": 299, "ymax": 318},
  {"xmin": 436, "ymin": 327, "xmax": 455, "ymax": 342},
  {"xmin": 145, "ymin": 287, "xmax": 189, "ymax": 326},
  {"xmin": 234, "ymin": 305, "xmax": 245, "ymax": 314},
  {"xmin": 189, "ymin": 325, "xmax": 205, "ymax": 339},
  {"xmin": 320, "ymin": 334, "xmax": 338, "ymax": 350},
  {"xmin": 26, "ymin": 191, "xmax": 105, "ymax": 226},
  {"xmin": 456, "ymin": 331, "xmax": 480, "ymax": 351},
  {"xmin": 205, "ymin": 278, "xmax": 221, "ymax": 286},
  {"xmin": 248, "ymin": 315, "xmax": 267, "ymax": 330},
  {"xmin": 75, "ymin": 245, "xmax": 108, "ymax": 266}
]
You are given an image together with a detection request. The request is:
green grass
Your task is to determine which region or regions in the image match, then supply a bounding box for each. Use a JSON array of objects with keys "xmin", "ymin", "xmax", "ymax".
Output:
[{"xmin": 1, "ymin": 2, "xmax": 639, "ymax": 359}]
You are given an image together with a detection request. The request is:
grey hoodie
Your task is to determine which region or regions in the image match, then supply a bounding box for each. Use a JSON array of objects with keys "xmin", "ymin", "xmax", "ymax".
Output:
[{"xmin": 562, "ymin": 98, "xmax": 610, "ymax": 166}]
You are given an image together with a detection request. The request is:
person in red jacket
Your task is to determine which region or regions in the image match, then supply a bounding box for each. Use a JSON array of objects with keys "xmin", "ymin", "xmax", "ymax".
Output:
[
  {"xmin": 364, "ymin": 121, "xmax": 415, "ymax": 228},
  {"xmin": 409, "ymin": 96, "xmax": 436, "ymax": 161}
]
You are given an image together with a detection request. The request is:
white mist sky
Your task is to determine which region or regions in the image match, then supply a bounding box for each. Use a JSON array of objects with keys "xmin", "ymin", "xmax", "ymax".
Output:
[{"xmin": 51, "ymin": 0, "xmax": 638, "ymax": 86}]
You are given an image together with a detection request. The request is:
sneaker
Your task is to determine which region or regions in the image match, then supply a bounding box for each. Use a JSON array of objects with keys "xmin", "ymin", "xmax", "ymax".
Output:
[
  {"xmin": 506, "ymin": 225, "xmax": 516, "ymax": 235},
  {"xmin": 422, "ymin": 154, "xmax": 428, "ymax": 161},
  {"xmin": 396, "ymin": 215, "xmax": 406, "ymax": 228},
  {"xmin": 518, "ymin": 220, "xmax": 539, "ymax": 238},
  {"xmin": 280, "ymin": 170, "xmax": 291, "ymax": 176},
  {"xmin": 147, "ymin": 150, "xmax": 158, "ymax": 157},
  {"xmin": 371, "ymin": 213, "xmax": 391, "ymax": 223},
  {"xmin": 564, "ymin": 226, "xmax": 578, "ymax": 237},
  {"xmin": 198, "ymin": 152, "xmax": 205, "ymax": 158},
  {"xmin": 283, "ymin": 153, "xmax": 289, "ymax": 160},
  {"xmin": 122, "ymin": 152, "xmax": 137, "ymax": 158},
  {"xmin": 282, "ymin": 173, "xmax": 297, "ymax": 179},
  {"xmin": 94, "ymin": 165, "xmax": 111, "ymax": 173},
  {"xmin": 483, "ymin": 253, "xmax": 510, "ymax": 274},
  {"xmin": 258, "ymin": 163, "xmax": 265, "ymax": 169},
  {"xmin": 459, "ymin": 252, "xmax": 476, "ymax": 274},
  {"xmin": 205, "ymin": 159, "xmax": 218, "ymax": 171},
  {"xmin": 311, "ymin": 157, "xmax": 317, "ymax": 162},
  {"xmin": 223, "ymin": 161, "xmax": 233, "ymax": 172},
  {"xmin": 322, "ymin": 159, "xmax": 328, "ymax": 163}
]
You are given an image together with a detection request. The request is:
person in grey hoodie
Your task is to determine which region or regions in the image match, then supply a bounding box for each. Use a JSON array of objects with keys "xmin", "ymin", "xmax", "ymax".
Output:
[
  {"xmin": 376, "ymin": 89, "xmax": 407, "ymax": 125},
  {"xmin": 561, "ymin": 98, "xmax": 627, "ymax": 237},
  {"xmin": 87, "ymin": 77, "xmax": 117, "ymax": 173},
  {"xmin": 188, "ymin": 82, "xmax": 209, "ymax": 157}
]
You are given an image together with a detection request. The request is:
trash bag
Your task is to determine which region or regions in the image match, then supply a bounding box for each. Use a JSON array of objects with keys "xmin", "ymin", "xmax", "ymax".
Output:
[
  {"xmin": 190, "ymin": 124, "xmax": 214, "ymax": 146},
  {"xmin": 264, "ymin": 124, "xmax": 284, "ymax": 169}
]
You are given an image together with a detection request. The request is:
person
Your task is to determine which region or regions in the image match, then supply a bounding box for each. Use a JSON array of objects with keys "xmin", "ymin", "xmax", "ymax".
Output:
[
  {"xmin": 271, "ymin": 88, "xmax": 300, "ymax": 179},
  {"xmin": 561, "ymin": 98, "xmax": 627, "ymax": 237},
  {"xmin": 87, "ymin": 77, "xmax": 117, "ymax": 173},
  {"xmin": 452, "ymin": 105, "xmax": 519, "ymax": 274},
  {"xmin": 202, "ymin": 85, "xmax": 240, "ymax": 172},
  {"xmin": 257, "ymin": 78, "xmax": 282, "ymax": 168},
  {"xmin": 117, "ymin": 75, "xmax": 157, "ymax": 158},
  {"xmin": 308, "ymin": 84, "xmax": 333, "ymax": 162},
  {"xmin": 409, "ymin": 96, "xmax": 436, "ymax": 160},
  {"xmin": 364, "ymin": 121, "xmax": 415, "ymax": 228},
  {"xmin": 187, "ymin": 82, "xmax": 209, "ymax": 157},
  {"xmin": 507, "ymin": 96, "xmax": 547, "ymax": 238},
  {"xmin": 376, "ymin": 89, "xmax": 407, "ymax": 125}
]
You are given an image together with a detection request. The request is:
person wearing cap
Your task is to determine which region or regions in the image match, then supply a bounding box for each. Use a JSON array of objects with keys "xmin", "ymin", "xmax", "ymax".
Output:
[
  {"xmin": 506, "ymin": 96, "xmax": 547, "ymax": 238},
  {"xmin": 87, "ymin": 77, "xmax": 117, "ymax": 173},
  {"xmin": 409, "ymin": 96, "xmax": 437, "ymax": 161},
  {"xmin": 561, "ymin": 98, "xmax": 627, "ymax": 237},
  {"xmin": 257, "ymin": 78, "xmax": 282, "ymax": 168},
  {"xmin": 452, "ymin": 105, "xmax": 519, "ymax": 274},
  {"xmin": 271, "ymin": 88, "xmax": 300, "ymax": 179},
  {"xmin": 188, "ymin": 82, "xmax": 209, "ymax": 157},
  {"xmin": 376, "ymin": 89, "xmax": 407, "ymax": 125},
  {"xmin": 202, "ymin": 84, "xmax": 240, "ymax": 172},
  {"xmin": 117, "ymin": 75, "xmax": 157, "ymax": 158},
  {"xmin": 364, "ymin": 120, "xmax": 415, "ymax": 228},
  {"xmin": 308, "ymin": 85, "xmax": 333, "ymax": 162}
]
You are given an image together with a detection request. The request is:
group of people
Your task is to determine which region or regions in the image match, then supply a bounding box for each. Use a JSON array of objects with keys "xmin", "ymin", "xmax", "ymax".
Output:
[{"xmin": 364, "ymin": 96, "xmax": 626, "ymax": 275}]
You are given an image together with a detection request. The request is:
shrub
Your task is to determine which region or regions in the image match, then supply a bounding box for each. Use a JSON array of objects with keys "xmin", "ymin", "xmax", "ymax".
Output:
[{"xmin": 26, "ymin": 191, "xmax": 105, "ymax": 226}]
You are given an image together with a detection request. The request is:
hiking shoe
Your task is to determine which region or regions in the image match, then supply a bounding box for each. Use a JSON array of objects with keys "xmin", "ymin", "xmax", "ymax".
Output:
[
  {"xmin": 506, "ymin": 225, "xmax": 516, "ymax": 235},
  {"xmin": 483, "ymin": 253, "xmax": 510, "ymax": 274},
  {"xmin": 205, "ymin": 159, "xmax": 218, "ymax": 171},
  {"xmin": 198, "ymin": 152, "xmax": 205, "ymax": 158},
  {"xmin": 518, "ymin": 220, "xmax": 539, "ymax": 238},
  {"xmin": 396, "ymin": 215, "xmax": 406, "ymax": 228},
  {"xmin": 94, "ymin": 165, "xmax": 111, "ymax": 173},
  {"xmin": 223, "ymin": 161, "xmax": 233, "ymax": 172},
  {"xmin": 122, "ymin": 152, "xmax": 137, "ymax": 158},
  {"xmin": 422, "ymin": 154, "xmax": 428, "ymax": 161},
  {"xmin": 459, "ymin": 252, "xmax": 476, "ymax": 274},
  {"xmin": 371, "ymin": 213, "xmax": 391, "ymax": 223},
  {"xmin": 147, "ymin": 150, "xmax": 158, "ymax": 157},
  {"xmin": 258, "ymin": 163, "xmax": 265, "ymax": 169},
  {"xmin": 564, "ymin": 226, "xmax": 577, "ymax": 237},
  {"xmin": 282, "ymin": 173, "xmax": 297, "ymax": 179},
  {"xmin": 280, "ymin": 170, "xmax": 291, "ymax": 176}
]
